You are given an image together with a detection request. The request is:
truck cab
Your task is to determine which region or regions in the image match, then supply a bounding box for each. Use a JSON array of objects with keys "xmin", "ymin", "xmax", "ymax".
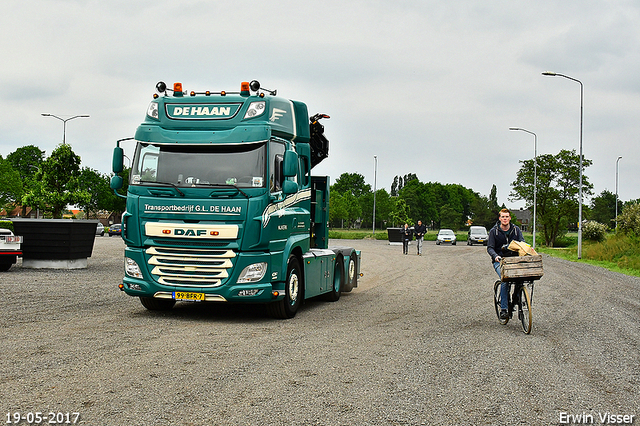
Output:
[{"xmin": 112, "ymin": 81, "xmax": 360, "ymax": 318}]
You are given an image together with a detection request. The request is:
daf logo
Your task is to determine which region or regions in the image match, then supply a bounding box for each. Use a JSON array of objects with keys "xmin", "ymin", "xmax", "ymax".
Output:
[{"xmin": 174, "ymin": 229, "xmax": 207, "ymax": 236}]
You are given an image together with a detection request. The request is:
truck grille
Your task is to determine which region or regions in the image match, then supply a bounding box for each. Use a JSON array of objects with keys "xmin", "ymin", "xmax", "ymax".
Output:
[{"xmin": 146, "ymin": 246, "xmax": 235, "ymax": 287}]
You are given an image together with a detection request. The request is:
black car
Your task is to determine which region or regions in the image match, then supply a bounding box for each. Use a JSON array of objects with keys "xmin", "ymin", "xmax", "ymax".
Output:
[{"xmin": 108, "ymin": 224, "xmax": 122, "ymax": 237}]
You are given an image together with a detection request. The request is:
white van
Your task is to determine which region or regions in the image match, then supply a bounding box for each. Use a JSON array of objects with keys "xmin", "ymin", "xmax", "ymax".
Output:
[{"xmin": 467, "ymin": 226, "xmax": 488, "ymax": 246}]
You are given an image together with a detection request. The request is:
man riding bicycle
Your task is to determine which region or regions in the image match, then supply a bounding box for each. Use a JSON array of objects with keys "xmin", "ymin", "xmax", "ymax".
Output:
[{"xmin": 487, "ymin": 208, "xmax": 525, "ymax": 320}]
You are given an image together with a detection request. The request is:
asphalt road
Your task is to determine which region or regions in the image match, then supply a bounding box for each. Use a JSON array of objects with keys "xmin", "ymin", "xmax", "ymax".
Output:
[{"xmin": 1, "ymin": 237, "xmax": 638, "ymax": 425}]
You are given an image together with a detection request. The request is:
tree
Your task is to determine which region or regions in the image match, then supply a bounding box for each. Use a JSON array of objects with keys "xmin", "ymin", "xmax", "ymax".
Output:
[
  {"xmin": 77, "ymin": 168, "xmax": 114, "ymax": 218},
  {"xmin": 359, "ymin": 188, "xmax": 394, "ymax": 229},
  {"xmin": 617, "ymin": 202, "xmax": 640, "ymax": 236},
  {"xmin": 331, "ymin": 172, "xmax": 371, "ymax": 198},
  {"xmin": 6, "ymin": 145, "xmax": 45, "ymax": 181},
  {"xmin": 22, "ymin": 144, "xmax": 91, "ymax": 219},
  {"xmin": 469, "ymin": 194, "xmax": 495, "ymax": 229},
  {"xmin": 6, "ymin": 145, "xmax": 45, "ymax": 215},
  {"xmin": 389, "ymin": 198, "xmax": 411, "ymax": 227},
  {"xmin": 329, "ymin": 191, "xmax": 361, "ymax": 228},
  {"xmin": 510, "ymin": 149, "xmax": 593, "ymax": 247},
  {"xmin": 391, "ymin": 176, "xmax": 399, "ymax": 197},
  {"xmin": 489, "ymin": 184, "xmax": 499, "ymax": 211},
  {"xmin": 590, "ymin": 189, "xmax": 620, "ymax": 229},
  {"xmin": 0, "ymin": 156, "xmax": 22, "ymax": 209}
]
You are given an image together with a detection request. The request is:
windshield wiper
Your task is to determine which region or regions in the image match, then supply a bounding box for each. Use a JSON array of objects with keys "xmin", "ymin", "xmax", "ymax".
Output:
[{"xmin": 139, "ymin": 180, "xmax": 185, "ymax": 196}]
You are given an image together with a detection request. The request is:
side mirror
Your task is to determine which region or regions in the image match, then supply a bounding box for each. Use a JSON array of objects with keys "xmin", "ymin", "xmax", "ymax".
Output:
[
  {"xmin": 282, "ymin": 180, "xmax": 297, "ymax": 195},
  {"xmin": 111, "ymin": 175, "xmax": 123, "ymax": 190},
  {"xmin": 112, "ymin": 147, "xmax": 124, "ymax": 174},
  {"xmin": 283, "ymin": 150, "xmax": 298, "ymax": 177}
]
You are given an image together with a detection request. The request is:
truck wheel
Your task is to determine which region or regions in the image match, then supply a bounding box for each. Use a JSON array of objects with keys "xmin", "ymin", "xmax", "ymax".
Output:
[
  {"xmin": 267, "ymin": 256, "xmax": 302, "ymax": 319},
  {"xmin": 342, "ymin": 253, "xmax": 358, "ymax": 293},
  {"xmin": 139, "ymin": 296, "xmax": 176, "ymax": 311},
  {"xmin": 324, "ymin": 256, "xmax": 343, "ymax": 302}
]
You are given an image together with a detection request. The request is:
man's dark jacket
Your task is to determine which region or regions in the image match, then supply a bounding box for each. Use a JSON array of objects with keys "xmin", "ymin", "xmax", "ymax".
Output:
[
  {"xmin": 487, "ymin": 221, "xmax": 524, "ymax": 262},
  {"xmin": 414, "ymin": 223, "xmax": 427, "ymax": 238}
]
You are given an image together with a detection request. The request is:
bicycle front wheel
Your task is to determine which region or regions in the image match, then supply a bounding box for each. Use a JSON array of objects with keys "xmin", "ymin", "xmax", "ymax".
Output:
[
  {"xmin": 494, "ymin": 280, "xmax": 508, "ymax": 325},
  {"xmin": 518, "ymin": 285, "xmax": 532, "ymax": 334}
]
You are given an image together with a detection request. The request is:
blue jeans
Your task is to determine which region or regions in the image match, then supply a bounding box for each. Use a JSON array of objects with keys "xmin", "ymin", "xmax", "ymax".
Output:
[{"xmin": 493, "ymin": 261, "xmax": 509, "ymax": 311}]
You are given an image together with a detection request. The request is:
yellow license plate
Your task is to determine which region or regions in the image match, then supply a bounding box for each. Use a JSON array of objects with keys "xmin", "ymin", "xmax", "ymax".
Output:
[
  {"xmin": 478, "ymin": 239, "xmax": 485, "ymax": 242},
  {"xmin": 173, "ymin": 291, "xmax": 205, "ymax": 301}
]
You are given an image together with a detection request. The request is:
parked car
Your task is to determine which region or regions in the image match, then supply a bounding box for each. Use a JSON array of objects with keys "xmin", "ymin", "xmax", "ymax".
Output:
[
  {"xmin": 108, "ymin": 224, "xmax": 122, "ymax": 237},
  {"xmin": 436, "ymin": 229, "xmax": 456, "ymax": 245},
  {"xmin": 0, "ymin": 228, "xmax": 23, "ymax": 271},
  {"xmin": 96, "ymin": 222, "xmax": 105, "ymax": 236},
  {"xmin": 467, "ymin": 226, "xmax": 488, "ymax": 246}
]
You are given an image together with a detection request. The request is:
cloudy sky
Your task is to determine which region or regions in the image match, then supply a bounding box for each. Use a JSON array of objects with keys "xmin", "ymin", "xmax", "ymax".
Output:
[{"xmin": 2, "ymin": 1, "xmax": 639, "ymax": 208}]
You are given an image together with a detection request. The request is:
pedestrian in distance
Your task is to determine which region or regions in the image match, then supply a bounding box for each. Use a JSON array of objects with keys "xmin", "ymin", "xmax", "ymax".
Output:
[
  {"xmin": 414, "ymin": 220, "xmax": 426, "ymax": 255},
  {"xmin": 401, "ymin": 223, "xmax": 412, "ymax": 255}
]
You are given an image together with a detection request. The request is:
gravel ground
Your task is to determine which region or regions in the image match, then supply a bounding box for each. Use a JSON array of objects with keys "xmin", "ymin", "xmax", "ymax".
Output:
[{"xmin": 1, "ymin": 237, "xmax": 638, "ymax": 425}]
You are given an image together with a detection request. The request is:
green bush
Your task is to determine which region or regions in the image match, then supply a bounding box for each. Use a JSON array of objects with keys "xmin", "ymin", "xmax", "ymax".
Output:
[
  {"xmin": 582, "ymin": 220, "xmax": 608, "ymax": 242},
  {"xmin": 618, "ymin": 203, "xmax": 640, "ymax": 236},
  {"xmin": 0, "ymin": 220, "xmax": 14, "ymax": 232}
]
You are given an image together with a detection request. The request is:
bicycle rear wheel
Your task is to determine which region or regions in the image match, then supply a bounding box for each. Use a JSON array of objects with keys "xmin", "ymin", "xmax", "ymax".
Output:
[
  {"xmin": 518, "ymin": 284, "xmax": 532, "ymax": 334},
  {"xmin": 494, "ymin": 280, "xmax": 508, "ymax": 325}
]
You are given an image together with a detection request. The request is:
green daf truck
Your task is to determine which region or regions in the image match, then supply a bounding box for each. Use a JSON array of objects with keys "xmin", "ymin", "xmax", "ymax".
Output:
[{"xmin": 111, "ymin": 81, "xmax": 361, "ymax": 318}]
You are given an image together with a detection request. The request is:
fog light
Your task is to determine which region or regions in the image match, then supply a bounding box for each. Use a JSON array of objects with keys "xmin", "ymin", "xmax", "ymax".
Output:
[
  {"xmin": 128, "ymin": 283, "xmax": 142, "ymax": 291},
  {"xmin": 237, "ymin": 262, "xmax": 267, "ymax": 283},
  {"xmin": 238, "ymin": 289, "xmax": 260, "ymax": 297},
  {"xmin": 125, "ymin": 257, "xmax": 143, "ymax": 279}
]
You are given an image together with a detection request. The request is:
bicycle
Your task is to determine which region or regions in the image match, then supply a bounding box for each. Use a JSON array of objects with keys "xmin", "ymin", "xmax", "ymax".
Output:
[{"xmin": 493, "ymin": 278, "xmax": 534, "ymax": 334}]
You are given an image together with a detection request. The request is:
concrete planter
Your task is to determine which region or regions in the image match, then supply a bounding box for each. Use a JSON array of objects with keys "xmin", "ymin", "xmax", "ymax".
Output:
[{"xmin": 11, "ymin": 219, "xmax": 98, "ymax": 269}]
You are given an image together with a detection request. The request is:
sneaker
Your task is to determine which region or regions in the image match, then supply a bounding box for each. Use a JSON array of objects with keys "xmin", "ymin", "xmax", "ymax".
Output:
[{"xmin": 499, "ymin": 309, "xmax": 509, "ymax": 320}]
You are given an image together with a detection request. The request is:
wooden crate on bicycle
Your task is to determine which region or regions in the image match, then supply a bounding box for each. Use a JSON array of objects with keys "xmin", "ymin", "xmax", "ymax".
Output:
[{"xmin": 500, "ymin": 255, "xmax": 544, "ymax": 281}]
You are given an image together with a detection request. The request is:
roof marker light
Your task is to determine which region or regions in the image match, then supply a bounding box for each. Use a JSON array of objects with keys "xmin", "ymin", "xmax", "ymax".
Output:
[{"xmin": 190, "ymin": 91, "xmax": 196, "ymax": 96}]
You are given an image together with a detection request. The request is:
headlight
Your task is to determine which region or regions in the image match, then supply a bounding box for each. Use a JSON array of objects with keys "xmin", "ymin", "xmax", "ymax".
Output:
[
  {"xmin": 237, "ymin": 262, "xmax": 268, "ymax": 283},
  {"xmin": 147, "ymin": 101, "xmax": 159, "ymax": 119},
  {"xmin": 125, "ymin": 257, "xmax": 143, "ymax": 278},
  {"xmin": 244, "ymin": 101, "xmax": 266, "ymax": 119}
]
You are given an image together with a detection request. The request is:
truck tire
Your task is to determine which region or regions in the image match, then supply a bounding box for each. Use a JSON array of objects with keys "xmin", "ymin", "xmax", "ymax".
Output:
[
  {"xmin": 139, "ymin": 296, "xmax": 176, "ymax": 311},
  {"xmin": 324, "ymin": 256, "xmax": 343, "ymax": 302},
  {"xmin": 267, "ymin": 256, "xmax": 302, "ymax": 319},
  {"xmin": 342, "ymin": 252, "xmax": 358, "ymax": 293}
]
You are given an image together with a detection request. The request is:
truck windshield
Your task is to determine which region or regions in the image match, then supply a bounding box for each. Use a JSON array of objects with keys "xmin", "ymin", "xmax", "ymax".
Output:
[{"xmin": 130, "ymin": 142, "xmax": 266, "ymax": 188}]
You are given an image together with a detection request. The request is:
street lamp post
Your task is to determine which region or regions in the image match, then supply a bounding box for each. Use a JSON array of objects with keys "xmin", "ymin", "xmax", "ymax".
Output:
[
  {"xmin": 509, "ymin": 127, "xmax": 537, "ymax": 249},
  {"xmin": 542, "ymin": 71, "xmax": 583, "ymax": 259},
  {"xmin": 616, "ymin": 156, "xmax": 622, "ymax": 230},
  {"xmin": 41, "ymin": 113, "xmax": 90, "ymax": 144},
  {"xmin": 372, "ymin": 155, "xmax": 378, "ymax": 235}
]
